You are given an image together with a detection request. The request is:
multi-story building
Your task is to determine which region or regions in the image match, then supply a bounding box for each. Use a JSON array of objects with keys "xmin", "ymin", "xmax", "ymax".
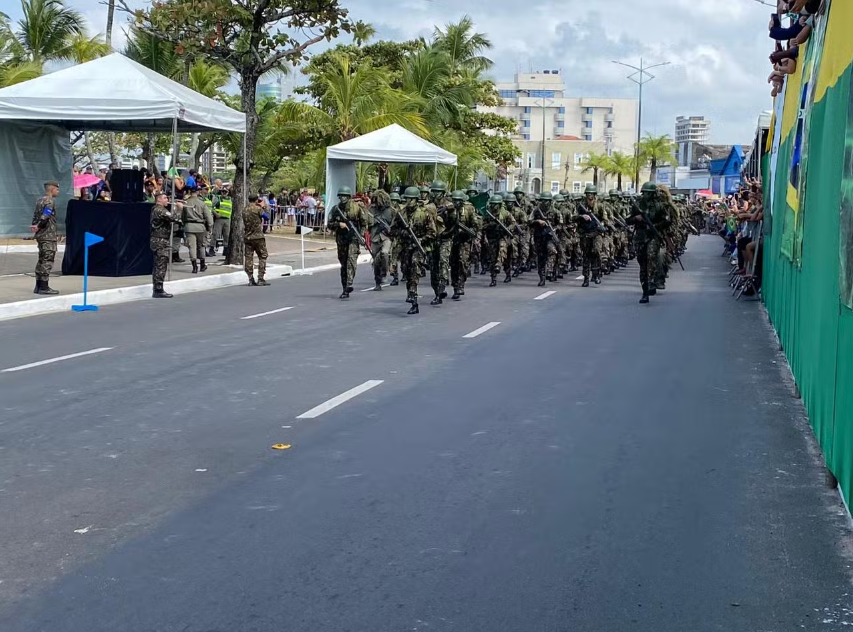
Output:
[
  {"xmin": 201, "ymin": 142, "xmax": 229, "ymax": 175},
  {"xmin": 257, "ymin": 80, "xmax": 282, "ymax": 103},
  {"xmin": 675, "ymin": 116, "xmax": 711, "ymax": 144},
  {"xmin": 477, "ymin": 70, "xmax": 639, "ymax": 193}
]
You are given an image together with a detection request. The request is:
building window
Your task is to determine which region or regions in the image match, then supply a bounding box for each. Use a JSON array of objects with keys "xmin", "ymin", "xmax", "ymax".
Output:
[
  {"xmin": 551, "ymin": 181, "xmax": 560, "ymax": 193},
  {"xmin": 558, "ymin": 106, "xmax": 565, "ymax": 114},
  {"xmin": 556, "ymin": 121, "xmax": 564, "ymax": 128},
  {"xmin": 522, "ymin": 134, "xmax": 530, "ymax": 140},
  {"xmin": 527, "ymin": 152, "xmax": 536, "ymax": 169},
  {"xmin": 585, "ymin": 120, "xmax": 593, "ymax": 128},
  {"xmin": 583, "ymin": 134, "xmax": 592, "ymax": 141},
  {"xmin": 586, "ymin": 107, "xmax": 593, "ymax": 114},
  {"xmin": 523, "ymin": 106, "xmax": 531, "ymax": 114},
  {"xmin": 514, "ymin": 156, "xmax": 523, "ymax": 167},
  {"xmin": 498, "ymin": 89, "xmax": 516, "ymax": 99},
  {"xmin": 521, "ymin": 119, "xmax": 530, "ymax": 128},
  {"xmin": 572, "ymin": 181, "xmax": 582, "ymax": 193},
  {"xmin": 574, "ymin": 153, "xmax": 586, "ymax": 170},
  {"xmin": 551, "ymin": 152, "xmax": 562, "ymax": 170},
  {"xmin": 606, "ymin": 121, "xmax": 613, "ymax": 128},
  {"xmin": 529, "ymin": 90, "xmax": 555, "ymax": 98}
]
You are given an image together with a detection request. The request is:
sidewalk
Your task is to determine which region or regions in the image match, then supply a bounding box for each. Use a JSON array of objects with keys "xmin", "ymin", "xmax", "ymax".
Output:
[{"xmin": 0, "ymin": 232, "xmax": 355, "ymax": 321}]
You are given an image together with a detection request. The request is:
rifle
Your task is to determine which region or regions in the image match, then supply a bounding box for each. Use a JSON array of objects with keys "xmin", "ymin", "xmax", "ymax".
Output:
[
  {"xmin": 330, "ymin": 204, "xmax": 367, "ymax": 248},
  {"xmin": 483, "ymin": 207, "xmax": 515, "ymax": 239},
  {"xmin": 631, "ymin": 200, "xmax": 684, "ymax": 271},
  {"xmin": 393, "ymin": 208, "xmax": 427, "ymax": 257},
  {"xmin": 532, "ymin": 206, "xmax": 558, "ymax": 241},
  {"xmin": 367, "ymin": 210, "xmax": 392, "ymax": 233},
  {"xmin": 577, "ymin": 202, "xmax": 607, "ymax": 233}
]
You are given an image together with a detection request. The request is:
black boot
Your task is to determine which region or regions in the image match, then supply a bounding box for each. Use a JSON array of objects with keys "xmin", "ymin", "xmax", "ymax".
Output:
[
  {"xmin": 582, "ymin": 277, "xmax": 590, "ymax": 288},
  {"xmin": 37, "ymin": 279, "xmax": 59, "ymax": 295},
  {"xmin": 152, "ymin": 283, "xmax": 173, "ymax": 298},
  {"xmin": 648, "ymin": 281, "xmax": 657, "ymax": 296},
  {"xmin": 452, "ymin": 289, "xmax": 462, "ymax": 300},
  {"xmin": 639, "ymin": 283, "xmax": 650, "ymax": 304},
  {"xmin": 206, "ymin": 247, "xmax": 216, "ymax": 258},
  {"xmin": 569, "ymin": 265, "xmax": 578, "ymax": 272},
  {"xmin": 339, "ymin": 288, "xmax": 350, "ymax": 299},
  {"xmin": 489, "ymin": 278, "xmax": 497, "ymax": 287},
  {"xmin": 503, "ymin": 273, "xmax": 512, "ymax": 284},
  {"xmin": 257, "ymin": 278, "xmax": 270, "ymax": 286},
  {"xmin": 373, "ymin": 280, "xmax": 383, "ymax": 291},
  {"xmin": 33, "ymin": 279, "xmax": 41, "ymax": 294},
  {"xmin": 172, "ymin": 252, "xmax": 184, "ymax": 263},
  {"xmin": 191, "ymin": 260, "xmax": 199, "ymax": 274},
  {"xmin": 439, "ymin": 284, "xmax": 447, "ymax": 299},
  {"xmin": 222, "ymin": 247, "xmax": 229, "ymax": 260},
  {"xmin": 199, "ymin": 259, "xmax": 208, "ymax": 272},
  {"xmin": 248, "ymin": 277, "xmax": 257, "ymax": 286},
  {"xmin": 512, "ymin": 268, "xmax": 520, "ymax": 278},
  {"xmin": 430, "ymin": 295, "xmax": 443, "ymax": 306},
  {"xmin": 594, "ymin": 274, "xmax": 602, "ymax": 285},
  {"xmin": 390, "ymin": 276, "xmax": 399, "ymax": 286},
  {"xmin": 407, "ymin": 300, "xmax": 419, "ymax": 315},
  {"xmin": 538, "ymin": 274, "xmax": 546, "ymax": 287}
]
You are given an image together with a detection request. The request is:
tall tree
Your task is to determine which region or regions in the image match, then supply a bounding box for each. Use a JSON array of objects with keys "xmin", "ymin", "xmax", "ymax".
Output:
[
  {"xmin": 351, "ymin": 21, "xmax": 375, "ymax": 47},
  {"xmin": 580, "ymin": 152, "xmax": 609, "ymax": 188},
  {"xmin": 402, "ymin": 47, "xmax": 473, "ymax": 129},
  {"xmin": 185, "ymin": 60, "xmax": 229, "ymax": 170},
  {"xmin": 105, "ymin": 0, "xmax": 115, "ymax": 47},
  {"xmin": 432, "ymin": 15, "xmax": 492, "ymax": 75},
  {"xmin": 639, "ymin": 133, "xmax": 675, "ymax": 182},
  {"xmin": 16, "ymin": 0, "xmax": 83, "ymax": 64},
  {"xmin": 604, "ymin": 151, "xmax": 634, "ymax": 191},
  {"xmin": 118, "ymin": 0, "xmax": 352, "ymax": 264}
]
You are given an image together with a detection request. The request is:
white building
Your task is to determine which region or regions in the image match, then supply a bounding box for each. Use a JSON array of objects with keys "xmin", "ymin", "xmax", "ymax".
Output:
[
  {"xmin": 675, "ymin": 116, "xmax": 711, "ymax": 144},
  {"xmin": 201, "ymin": 142, "xmax": 229, "ymax": 175}
]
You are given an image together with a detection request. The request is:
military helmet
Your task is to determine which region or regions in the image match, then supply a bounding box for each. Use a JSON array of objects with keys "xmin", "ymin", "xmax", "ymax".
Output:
[
  {"xmin": 513, "ymin": 186, "xmax": 525, "ymax": 194},
  {"xmin": 390, "ymin": 192, "xmax": 401, "ymax": 202},
  {"xmin": 466, "ymin": 183, "xmax": 478, "ymax": 193},
  {"xmin": 537, "ymin": 191, "xmax": 553, "ymax": 201},
  {"xmin": 608, "ymin": 189, "xmax": 619, "ymax": 196},
  {"xmin": 429, "ymin": 180, "xmax": 447, "ymax": 192},
  {"xmin": 502, "ymin": 191, "xmax": 514, "ymax": 201},
  {"xmin": 489, "ymin": 194, "xmax": 504, "ymax": 205},
  {"xmin": 403, "ymin": 186, "xmax": 421, "ymax": 199},
  {"xmin": 559, "ymin": 189, "xmax": 569, "ymax": 196},
  {"xmin": 337, "ymin": 186, "xmax": 352, "ymax": 196},
  {"xmin": 553, "ymin": 193, "xmax": 565, "ymax": 202},
  {"xmin": 584, "ymin": 184, "xmax": 597, "ymax": 195},
  {"xmin": 641, "ymin": 182, "xmax": 657, "ymax": 193},
  {"xmin": 419, "ymin": 185, "xmax": 430, "ymax": 193},
  {"xmin": 451, "ymin": 190, "xmax": 467, "ymax": 201}
]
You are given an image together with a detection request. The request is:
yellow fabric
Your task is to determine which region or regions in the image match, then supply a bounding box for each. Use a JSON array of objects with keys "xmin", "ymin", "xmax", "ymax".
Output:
[
  {"xmin": 781, "ymin": 45, "xmax": 806, "ymax": 141},
  {"xmin": 814, "ymin": 0, "xmax": 853, "ymax": 103}
]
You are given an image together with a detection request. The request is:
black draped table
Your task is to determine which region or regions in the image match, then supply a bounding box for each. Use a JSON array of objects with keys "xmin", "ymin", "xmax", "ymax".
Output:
[{"xmin": 61, "ymin": 200, "xmax": 154, "ymax": 276}]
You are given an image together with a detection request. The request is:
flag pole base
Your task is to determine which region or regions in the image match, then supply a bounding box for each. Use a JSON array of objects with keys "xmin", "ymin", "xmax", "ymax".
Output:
[{"xmin": 71, "ymin": 305, "xmax": 99, "ymax": 312}]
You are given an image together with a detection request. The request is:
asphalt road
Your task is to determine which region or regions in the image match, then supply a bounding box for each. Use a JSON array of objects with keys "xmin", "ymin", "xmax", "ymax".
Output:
[{"xmin": 1, "ymin": 236, "xmax": 851, "ymax": 631}]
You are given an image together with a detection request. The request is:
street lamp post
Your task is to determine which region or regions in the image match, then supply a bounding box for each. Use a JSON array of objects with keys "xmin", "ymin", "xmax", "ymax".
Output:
[{"xmin": 612, "ymin": 58, "xmax": 670, "ymax": 191}]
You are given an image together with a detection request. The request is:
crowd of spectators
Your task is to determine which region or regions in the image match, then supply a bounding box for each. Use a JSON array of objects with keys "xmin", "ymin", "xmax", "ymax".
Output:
[{"xmin": 767, "ymin": 0, "xmax": 824, "ymax": 97}]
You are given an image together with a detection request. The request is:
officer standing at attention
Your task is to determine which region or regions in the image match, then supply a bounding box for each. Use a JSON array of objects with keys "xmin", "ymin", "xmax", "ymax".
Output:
[
  {"xmin": 149, "ymin": 191, "xmax": 182, "ymax": 298},
  {"xmin": 30, "ymin": 180, "xmax": 61, "ymax": 295},
  {"xmin": 181, "ymin": 185, "xmax": 213, "ymax": 273},
  {"xmin": 328, "ymin": 186, "xmax": 368, "ymax": 299},
  {"xmin": 243, "ymin": 194, "xmax": 270, "ymax": 287}
]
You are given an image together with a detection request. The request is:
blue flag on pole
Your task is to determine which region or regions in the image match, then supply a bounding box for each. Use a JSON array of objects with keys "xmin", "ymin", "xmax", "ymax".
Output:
[{"xmin": 84, "ymin": 232, "xmax": 104, "ymax": 247}]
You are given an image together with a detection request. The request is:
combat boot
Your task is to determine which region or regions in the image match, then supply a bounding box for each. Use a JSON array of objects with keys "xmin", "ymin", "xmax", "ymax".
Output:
[
  {"xmin": 594, "ymin": 273, "xmax": 602, "ymax": 285},
  {"xmin": 339, "ymin": 289, "xmax": 350, "ymax": 299},
  {"xmin": 407, "ymin": 299, "xmax": 419, "ymax": 315},
  {"xmin": 206, "ymin": 247, "xmax": 216, "ymax": 258},
  {"xmin": 503, "ymin": 272, "xmax": 512, "ymax": 283},
  {"xmin": 199, "ymin": 259, "xmax": 208, "ymax": 272},
  {"xmin": 639, "ymin": 283, "xmax": 650, "ymax": 304},
  {"xmin": 538, "ymin": 274, "xmax": 546, "ymax": 287},
  {"xmin": 430, "ymin": 295, "xmax": 442, "ymax": 306},
  {"xmin": 33, "ymin": 279, "xmax": 41, "ymax": 294},
  {"xmin": 171, "ymin": 252, "xmax": 184, "ymax": 263},
  {"xmin": 191, "ymin": 260, "xmax": 199, "ymax": 274},
  {"xmin": 451, "ymin": 289, "xmax": 462, "ymax": 300},
  {"xmin": 389, "ymin": 276, "xmax": 399, "ymax": 286},
  {"xmin": 248, "ymin": 277, "xmax": 257, "ymax": 286},
  {"xmin": 582, "ymin": 277, "xmax": 590, "ymax": 288},
  {"xmin": 152, "ymin": 283, "xmax": 173, "ymax": 299},
  {"xmin": 36, "ymin": 279, "xmax": 59, "ymax": 295},
  {"xmin": 257, "ymin": 278, "xmax": 270, "ymax": 286},
  {"xmin": 373, "ymin": 278, "xmax": 383, "ymax": 291},
  {"xmin": 648, "ymin": 281, "xmax": 657, "ymax": 296}
]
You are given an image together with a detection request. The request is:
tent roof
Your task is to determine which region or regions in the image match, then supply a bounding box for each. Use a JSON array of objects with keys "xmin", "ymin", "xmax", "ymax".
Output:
[
  {"xmin": 326, "ymin": 124, "xmax": 457, "ymax": 165},
  {"xmin": 0, "ymin": 54, "xmax": 245, "ymax": 133}
]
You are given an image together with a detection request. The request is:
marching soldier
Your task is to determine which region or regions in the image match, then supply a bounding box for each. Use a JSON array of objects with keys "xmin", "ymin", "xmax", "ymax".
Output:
[
  {"xmin": 448, "ymin": 190, "xmax": 482, "ymax": 300},
  {"xmin": 508, "ymin": 187, "xmax": 532, "ymax": 278},
  {"xmin": 392, "ymin": 186, "xmax": 436, "ymax": 315},
  {"xmin": 388, "ymin": 191, "xmax": 403, "ymax": 286},
  {"xmin": 327, "ymin": 186, "xmax": 369, "ymax": 299},
  {"xmin": 574, "ymin": 185, "xmax": 604, "ymax": 287},
  {"xmin": 368, "ymin": 189, "xmax": 395, "ymax": 290},
  {"xmin": 627, "ymin": 182, "xmax": 671, "ymax": 303},
  {"xmin": 529, "ymin": 191, "xmax": 562, "ymax": 286},
  {"xmin": 427, "ymin": 181, "xmax": 453, "ymax": 305},
  {"xmin": 482, "ymin": 194, "xmax": 517, "ymax": 287},
  {"xmin": 149, "ymin": 191, "xmax": 182, "ymax": 298},
  {"xmin": 30, "ymin": 180, "xmax": 61, "ymax": 295}
]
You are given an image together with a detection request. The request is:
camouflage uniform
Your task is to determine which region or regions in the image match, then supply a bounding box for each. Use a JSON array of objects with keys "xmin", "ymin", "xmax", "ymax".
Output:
[
  {"xmin": 368, "ymin": 190, "xmax": 396, "ymax": 288},
  {"xmin": 448, "ymin": 194, "xmax": 482, "ymax": 299},
  {"xmin": 529, "ymin": 194, "xmax": 562, "ymax": 285},
  {"xmin": 483, "ymin": 198, "xmax": 517, "ymax": 286},
  {"xmin": 243, "ymin": 201, "xmax": 269, "ymax": 285},
  {"xmin": 628, "ymin": 183, "xmax": 672, "ymax": 301},
  {"xmin": 507, "ymin": 194, "xmax": 532, "ymax": 277},
  {"xmin": 393, "ymin": 189, "xmax": 437, "ymax": 313},
  {"xmin": 31, "ymin": 193, "xmax": 58, "ymax": 290},
  {"xmin": 574, "ymin": 199, "xmax": 603, "ymax": 285},
  {"xmin": 328, "ymin": 197, "xmax": 369, "ymax": 295},
  {"xmin": 150, "ymin": 202, "xmax": 181, "ymax": 296},
  {"xmin": 426, "ymin": 190, "xmax": 453, "ymax": 302}
]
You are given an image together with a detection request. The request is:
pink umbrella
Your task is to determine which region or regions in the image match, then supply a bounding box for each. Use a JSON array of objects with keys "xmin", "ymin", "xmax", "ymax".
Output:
[{"xmin": 74, "ymin": 173, "xmax": 102, "ymax": 188}]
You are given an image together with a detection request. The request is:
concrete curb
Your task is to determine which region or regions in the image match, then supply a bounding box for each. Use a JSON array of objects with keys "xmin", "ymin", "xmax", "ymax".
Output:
[
  {"xmin": 0, "ymin": 253, "xmax": 372, "ymax": 322},
  {"xmin": 1, "ymin": 245, "xmax": 67, "ymax": 254}
]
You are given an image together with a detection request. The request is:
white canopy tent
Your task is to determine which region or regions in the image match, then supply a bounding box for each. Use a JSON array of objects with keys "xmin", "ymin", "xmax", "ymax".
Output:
[
  {"xmin": 324, "ymin": 124, "xmax": 457, "ymax": 223},
  {"xmin": 0, "ymin": 53, "xmax": 245, "ymax": 236}
]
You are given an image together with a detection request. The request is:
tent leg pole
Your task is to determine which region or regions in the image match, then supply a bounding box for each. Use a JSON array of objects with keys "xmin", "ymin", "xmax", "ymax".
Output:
[
  {"xmin": 168, "ymin": 116, "xmax": 178, "ymax": 283},
  {"xmin": 243, "ymin": 133, "xmax": 248, "ymax": 219}
]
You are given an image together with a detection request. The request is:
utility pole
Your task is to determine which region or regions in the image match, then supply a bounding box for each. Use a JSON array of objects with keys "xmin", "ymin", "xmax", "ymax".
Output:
[{"xmin": 612, "ymin": 58, "xmax": 670, "ymax": 191}]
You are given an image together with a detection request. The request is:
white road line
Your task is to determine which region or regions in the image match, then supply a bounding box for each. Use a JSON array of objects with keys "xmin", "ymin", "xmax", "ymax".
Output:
[
  {"xmin": 240, "ymin": 306, "xmax": 295, "ymax": 320},
  {"xmin": 534, "ymin": 291, "xmax": 556, "ymax": 301},
  {"xmin": 575, "ymin": 275, "xmax": 585, "ymax": 280},
  {"xmin": 360, "ymin": 284, "xmax": 390, "ymax": 292},
  {"xmin": 463, "ymin": 322, "xmax": 501, "ymax": 339},
  {"xmin": 296, "ymin": 380, "xmax": 384, "ymax": 419},
  {"xmin": 1, "ymin": 347, "xmax": 114, "ymax": 373},
  {"xmin": 0, "ymin": 273, "xmax": 25, "ymax": 278}
]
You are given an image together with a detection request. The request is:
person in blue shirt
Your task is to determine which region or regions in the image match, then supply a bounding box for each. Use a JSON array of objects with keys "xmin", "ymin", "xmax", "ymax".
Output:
[{"xmin": 185, "ymin": 169, "xmax": 197, "ymax": 190}]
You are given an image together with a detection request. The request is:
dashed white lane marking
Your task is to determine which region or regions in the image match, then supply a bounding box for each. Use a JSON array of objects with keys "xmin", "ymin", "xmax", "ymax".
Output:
[
  {"xmin": 463, "ymin": 322, "xmax": 501, "ymax": 339},
  {"xmin": 0, "ymin": 273, "xmax": 25, "ymax": 278},
  {"xmin": 240, "ymin": 306, "xmax": 295, "ymax": 320},
  {"xmin": 1, "ymin": 347, "xmax": 114, "ymax": 373},
  {"xmin": 575, "ymin": 275, "xmax": 585, "ymax": 280},
  {"xmin": 534, "ymin": 291, "xmax": 556, "ymax": 301},
  {"xmin": 296, "ymin": 380, "xmax": 385, "ymax": 419},
  {"xmin": 360, "ymin": 284, "xmax": 391, "ymax": 292}
]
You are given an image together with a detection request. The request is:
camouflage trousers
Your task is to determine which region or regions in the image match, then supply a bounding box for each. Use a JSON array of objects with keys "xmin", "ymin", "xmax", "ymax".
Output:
[
  {"xmin": 595, "ymin": 233, "xmax": 610, "ymax": 270},
  {"xmin": 488, "ymin": 235, "xmax": 511, "ymax": 281},
  {"xmin": 430, "ymin": 237, "xmax": 451, "ymax": 296},
  {"xmin": 336, "ymin": 240, "xmax": 360, "ymax": 290},
  {"xmin": 450, "ymin": 239, "xmax": 472, "ymax": 292},
  {"xmin": 35, "ymin": 239, "xmax": 57, "ymax": 282},
  {"xmin": 245, "ymin": 237, "xmax": 268, "ymax": 281},
  {"xmin": 636, "ymin": 235, "xmax": 661, "ymax": 290},
  {"xmin": 579, "ymin": 233, "xmax": 601, "ymax": 280},
  {"xmin": 371, "ymin": 234, "xmax": 392, "ymax": 282},
  {"xmin": 566, "ymin": 234, "xmax": 581, "ymax": 268},
  {"xmin": 470, "ymin": 233, "xmax": 482, "ymax": 273},
  {"xmin": 402, "ymin": 246, "xmax": 428, "ymax": 299},
  {"xmin": 150, "ymin": 237, "xmax": 170, "ymax": 285},
  {"xmin": 535, "ymin": 237, "xmax": 558, "ymax": 278},
  {"xmin": 511, "ymin": 233, "xmax": 529, "ymax": 271}
]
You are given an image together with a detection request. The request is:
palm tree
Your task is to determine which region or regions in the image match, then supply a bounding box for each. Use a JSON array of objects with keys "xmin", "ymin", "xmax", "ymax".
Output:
[
  {"xmin": 105, "ymin": 0, "xmax": 115, "ymax": 47},
  {"xmin": 123, "ymin": 25, "xmax": 181, "ymax": 78},
  {"xmin": 16, "ymin": 0, "xmax": 84, "ymax": 64},
  {"xmin": 579, "ymin": 152, "xmax": 609, "ymax": 188},
  {"xmin": 432, "ymin": 16, "xmax": 493, "ymax": 75},
  {"xmin": 0, "ymin": 59, "xmax": 40, "ymax": 87},
  {"xmin": 351, "ymin": 21, "xmax": 376, "ymax": 48},
  {"xmin": 639, "ymin": 133, "xmax": 676, "ymax": 182},
  {"xmin": 402, "ymin": 47, "xmax": 474, "ymax": 129},
  {"xmin": 279, "ymin": 54, "xmax": 427, "ymax": 143},
  {"xmin": 604, "ymin": 151, "xmax": 634, "ymax": 191},
  {"xmin": 64, "ymin": 32, "xmax": 110, "ymax": 64}
]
